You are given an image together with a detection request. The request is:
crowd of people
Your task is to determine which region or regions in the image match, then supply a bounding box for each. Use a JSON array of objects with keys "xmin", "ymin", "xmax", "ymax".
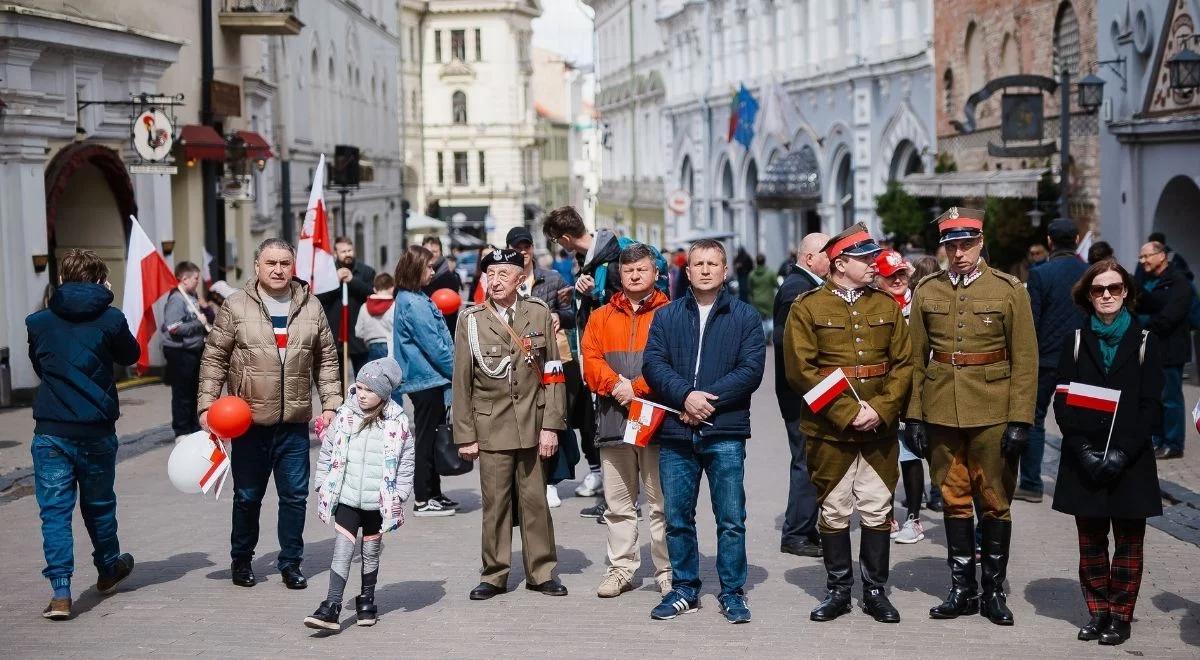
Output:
[{"xmin": 23, "ymin": 204, "xmax": 1190, "ymax": 647}]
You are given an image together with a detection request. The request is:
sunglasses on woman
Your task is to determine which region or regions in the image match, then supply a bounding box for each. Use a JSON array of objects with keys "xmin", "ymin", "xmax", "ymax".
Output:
[{"xmin": 1089, "ymin": 283, "xmax": 1125, "ymax": 298}]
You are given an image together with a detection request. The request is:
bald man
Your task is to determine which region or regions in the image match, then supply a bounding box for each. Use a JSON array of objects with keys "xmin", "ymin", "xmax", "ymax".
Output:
[{"xmin": 775, "ymin": 232, "xmax": 830, "ymax": 557}]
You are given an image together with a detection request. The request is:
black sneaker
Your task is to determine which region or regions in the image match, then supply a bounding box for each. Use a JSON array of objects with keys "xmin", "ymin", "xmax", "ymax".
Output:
[
  {"xmin": 580, "ymin": 501, "xmax": 607, "ymax": 519},
  {"xmin": 435, "ymin": 495, "xmax": 459, "ymax": 509},
  {"xmin": 414, "ymin": 500, "xmax": 456, "ymax": 517},
  {"xmin": 96, "ymin": 553, "xmax": 135, "ymax": 595},
  {"xmin": 303, "ymin": 599, "xmax": 342, "ymax": 631}
]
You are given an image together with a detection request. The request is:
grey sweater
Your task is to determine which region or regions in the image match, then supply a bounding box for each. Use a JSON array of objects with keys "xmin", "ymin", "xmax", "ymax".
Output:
[{"xmin": 160, "ymin": 289, "xmax": 207, "ymax": 351}]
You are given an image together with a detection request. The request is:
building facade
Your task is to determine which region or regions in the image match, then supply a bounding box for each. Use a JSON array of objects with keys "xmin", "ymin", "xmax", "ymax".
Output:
[
  {"xmin": 657, "ymin": 0, "xmax": 936, "ymax": 268},
  {"xmin": 1096, "ymin": 0, "xmax": 1200, "ymax": 262}
]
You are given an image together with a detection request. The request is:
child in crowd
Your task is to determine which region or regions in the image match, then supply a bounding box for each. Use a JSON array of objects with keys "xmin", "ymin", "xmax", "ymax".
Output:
[
  {"xmin": 355, "ymin": 273, "xmax": 397, "ymax": 361},
  {"xmin": 305, "ymin": 358, "xmax": 414, "ymax": 631}
]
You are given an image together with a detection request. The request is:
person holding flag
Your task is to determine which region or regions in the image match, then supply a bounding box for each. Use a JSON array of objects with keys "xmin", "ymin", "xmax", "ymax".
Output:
[
  {"xmin": 1051, "ymin": 260, "xmax": 1163, "ymax": 646},
  {"xmin": 783, "ymin": 223, "xmax": 913, "ymax": 624},
  {"xmin": 581, "ymin": 243, "xmax": 673, "ymax": 599}
]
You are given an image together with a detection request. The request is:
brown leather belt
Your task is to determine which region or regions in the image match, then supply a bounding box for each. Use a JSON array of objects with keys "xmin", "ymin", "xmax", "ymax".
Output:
[
  {"xmin": 931, "ymin": 348, "xmax": 1008, "ymax": 367},
  {"xmin": 817, "ymin": 362, "xmax": 889, "ymax": 379}
]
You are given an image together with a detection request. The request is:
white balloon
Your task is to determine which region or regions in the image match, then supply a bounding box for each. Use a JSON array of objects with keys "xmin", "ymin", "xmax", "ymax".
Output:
[{"xmin": 167, "ymin": 431, "xmax": 218, "ymax": 494}]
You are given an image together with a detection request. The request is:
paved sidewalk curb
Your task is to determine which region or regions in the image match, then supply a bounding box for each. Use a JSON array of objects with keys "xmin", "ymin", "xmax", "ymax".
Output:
[{"xmin": 0, "ymin": 424, "xmax": 175, "ymax": 500}]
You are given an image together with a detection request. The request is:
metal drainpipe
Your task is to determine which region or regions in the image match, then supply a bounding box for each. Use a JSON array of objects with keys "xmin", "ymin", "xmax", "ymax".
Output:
[
  {"xmin": 271, "ymin": 35, "xmax": 293, "ymax": 244},
  {"xmin": 201, "ymin": 0, "xmax": 220, "ymax": 282}
]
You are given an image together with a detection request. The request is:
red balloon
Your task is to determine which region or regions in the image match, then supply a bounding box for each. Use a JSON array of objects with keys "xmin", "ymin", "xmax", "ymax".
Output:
[
  {"xmin": 208, "ymin": 396, "xmax": 252, "ymax": 439},
  {"xmin": 431, "ymin": 288, "xmax": 462, "ymax": 315}
]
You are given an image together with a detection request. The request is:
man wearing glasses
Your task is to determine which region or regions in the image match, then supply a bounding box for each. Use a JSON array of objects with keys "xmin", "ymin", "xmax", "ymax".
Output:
[
  {"xmin": 904, "ymin": 207, "xmax": 1037, "ymax": 627},
  {"xmin": 1134, "ymin": 240, "xmax": 1192, "ymax": 460}
]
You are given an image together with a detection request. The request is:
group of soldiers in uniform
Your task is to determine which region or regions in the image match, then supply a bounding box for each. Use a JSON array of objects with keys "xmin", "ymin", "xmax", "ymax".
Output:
[{"xmin": 450, "ymin": 208, "xmax": 1037, "ymax": 625}]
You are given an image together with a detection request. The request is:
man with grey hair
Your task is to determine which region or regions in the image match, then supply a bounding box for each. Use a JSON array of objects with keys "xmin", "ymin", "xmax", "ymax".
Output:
[{"xmin": 199, "ymin": 237, "xmax": 342, "ymax": 590}]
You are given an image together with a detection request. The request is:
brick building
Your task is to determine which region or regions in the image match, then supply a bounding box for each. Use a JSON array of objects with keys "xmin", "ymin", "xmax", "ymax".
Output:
[{"xmin": 910, "ymin": 0, "xmax": 1100, "ymax": 232}]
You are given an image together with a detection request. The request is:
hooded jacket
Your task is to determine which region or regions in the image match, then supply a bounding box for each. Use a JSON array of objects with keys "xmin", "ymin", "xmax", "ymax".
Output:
[
  {"xmin": 575, "ymin": 228, "xmax": 622, "ymax": 331},
  {"xmin": 582, "ymin": 289, "xmax": 670, "ymax": 445},
  {"xmin": 26, "ymin": 283, "xmax": 141, "ymax": 438},
  {"xmin": 198, "ymin": 279, "xmax": 343, "ymax": 425},
  {"xmin": 355, "ymin": 293, "xmax": 395, "ymax": 348}
]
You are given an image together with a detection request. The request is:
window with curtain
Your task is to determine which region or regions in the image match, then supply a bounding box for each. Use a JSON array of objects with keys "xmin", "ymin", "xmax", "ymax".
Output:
[
  {"xmin": 451, "ymin": 30, "xmax": 466, "ymax": 61},
  {"xmin": 475, "ymin": 28, "xmax": 482, "ymax": 61},
  {"xmin": 478, "ymin": 150, "xmax": 486, "ymax": 184},
  {"xmin": 454, "ymin": 151, "xmax": 469, "ymax": 185},
  {"xmin": 434, "ymin": 30, "xmax": 442, "ymax": 62},
  {"xmin": 452, "ymin": 91, "xmax": 467, "ymax": 124},
  {"xmin": 437, "ymin": 152, "xmax": 444, "ymax": 185}
]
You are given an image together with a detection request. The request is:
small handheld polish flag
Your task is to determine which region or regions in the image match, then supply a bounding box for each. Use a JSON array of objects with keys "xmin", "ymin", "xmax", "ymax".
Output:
[
  {"xmin": 624, "ymin": 398, "xmax": 668, "ymax": 447},
  {"xmin": 803, "ymin": 369, "xmax": 855, "ymax": 413},
  {"xmin": 1064, "ymin": 382, "xmax": 1122, "ymax": 457}
]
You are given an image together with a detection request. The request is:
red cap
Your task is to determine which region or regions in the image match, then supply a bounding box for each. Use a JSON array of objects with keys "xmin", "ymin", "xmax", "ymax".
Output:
[{"xmin": 875, "ymin": 249, "xmax": 911, "ymax": 277}]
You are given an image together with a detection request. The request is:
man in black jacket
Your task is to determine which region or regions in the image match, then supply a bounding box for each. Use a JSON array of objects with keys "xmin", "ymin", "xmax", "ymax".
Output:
[
  {"xmin": 1135, "ymin": 240, "xmax": 1192, "ymax": 459},
  {"xmin": 422, "ymin": 236, "xmax": 463, "ymax": 336},
  {"xmin": 773, "ymin": 232, "xmax": 828, "ymax": 558},
  {"xmin": 317, "ymin": 237, "xmax": 375, "ymax": 379}
]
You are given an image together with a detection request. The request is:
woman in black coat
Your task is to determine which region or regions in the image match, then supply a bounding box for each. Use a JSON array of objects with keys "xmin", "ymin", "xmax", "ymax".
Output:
[{"xmin": 1052, "ymin": 259, "xmax": 1163, "ymax": 647}]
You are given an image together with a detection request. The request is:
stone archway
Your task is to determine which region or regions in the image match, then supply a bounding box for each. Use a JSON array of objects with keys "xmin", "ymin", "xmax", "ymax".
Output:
[
  {"xmin": 1153, "ymin": 175, "xmax": 1200, "ymax": 265},
  {"xmin": 44, "ymin": 143, "xmax": 136, "ymax": 304}
]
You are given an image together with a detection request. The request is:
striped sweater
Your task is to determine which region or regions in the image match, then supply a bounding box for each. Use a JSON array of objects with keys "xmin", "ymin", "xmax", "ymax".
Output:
[{"xmin": 259, "ymin": 287, "xmax": 291, "ymax": 361}]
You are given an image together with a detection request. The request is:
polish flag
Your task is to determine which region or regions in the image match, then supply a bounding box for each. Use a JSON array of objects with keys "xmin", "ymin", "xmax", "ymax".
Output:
[
  {"xmin": 1075, "ymin": 231, "xmax": 1094, "ymax": 261},
  {"xmin": 803, "ymin": 369, "xmax": 851, "ymax": 413},
  {"xmin": 1065, "ymin": 382, "xmax": 1121, "ymax": 413},
  {"xmin": 624, "ymin": 398, "xmax": 668, "ymax": 447},
  {"xmin": 542, "ymin": 360, "xmax": 566, "ymax": 385},
  {"xmin": 122, "ymin": 215, "xmax": 178, "ymax": 374},
  {"xmin": 296, "ymin": 154, "xmax": 340, "ymax": 294},
  {"xmin": 198, "ymin": 436, "xmax": 230, "ymax": 494}
]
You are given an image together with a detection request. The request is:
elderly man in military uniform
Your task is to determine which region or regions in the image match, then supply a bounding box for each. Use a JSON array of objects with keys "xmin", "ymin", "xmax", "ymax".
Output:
[
  {"xmin": 453, "ymin": 248, "xmax": 570, "ymax": 601},
  {"xmin": 905, "ymin": 207, "xmax": 1037, "ymax": 626},
  {"xmin": 784, "ymin": 223, "xmax": 913, "ymax": 624}
]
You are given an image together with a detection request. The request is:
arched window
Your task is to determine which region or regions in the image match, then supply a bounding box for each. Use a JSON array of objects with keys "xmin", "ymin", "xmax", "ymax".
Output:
[
  {"xmin": 1000, "ymin": 33, "xmax": 1019, "ymax": 76},
  {"xmin": 452, "ymin": 90, "xmax": 467, "ymax": 124},
  {"xmin": 836, "ymin": 154, "xmax": 854, "ymax": 229},
  {"xmin": 680, "ymin": 156, "xmax": 695, "ymax": 227},
  {"xmin": 1053, "ymin": 1, "xmax": 1080, "ymax": 75},
  {"xmin": 964, "ymin": 22, "xmax": 986, "ymax": 93}
]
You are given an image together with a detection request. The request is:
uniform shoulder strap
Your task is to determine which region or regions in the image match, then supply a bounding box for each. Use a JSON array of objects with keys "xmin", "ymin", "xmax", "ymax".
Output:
[
  {"xmin": 1074, "ymin": 329, "xmax": 1081, "ymax": 361},
  {"xmin": 1140, "ymin": 329, "xmax": 1150, "ymax": 366}
]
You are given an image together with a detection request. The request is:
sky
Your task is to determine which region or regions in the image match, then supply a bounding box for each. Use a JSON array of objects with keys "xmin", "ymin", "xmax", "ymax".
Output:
[{"xmin": 532, "ymin": 0, "xmax": 594, "ymax": 66}]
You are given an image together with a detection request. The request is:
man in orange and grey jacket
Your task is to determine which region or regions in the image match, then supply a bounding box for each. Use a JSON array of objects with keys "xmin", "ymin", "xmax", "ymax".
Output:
[{"xmin": 582, "ymin": 243, "xmax": 673, "ymax": 599}]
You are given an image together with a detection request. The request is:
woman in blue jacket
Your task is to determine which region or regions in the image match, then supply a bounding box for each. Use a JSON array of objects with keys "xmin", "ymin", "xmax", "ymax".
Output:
[{"xmin": 392, "ymin": 245, "xmax": 457, "ymax": 517}]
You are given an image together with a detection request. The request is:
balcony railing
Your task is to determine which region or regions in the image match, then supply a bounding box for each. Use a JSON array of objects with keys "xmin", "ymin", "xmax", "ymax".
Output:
[{"xmin": 219, "ymin": 0, "xmax": 304, "ymax": 36}]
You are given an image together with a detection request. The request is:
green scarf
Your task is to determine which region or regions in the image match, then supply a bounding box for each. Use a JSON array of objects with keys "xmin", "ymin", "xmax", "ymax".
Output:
[{"xmin": 1090, "ymin": 307, "xmax": 1131, "ymax": 372}]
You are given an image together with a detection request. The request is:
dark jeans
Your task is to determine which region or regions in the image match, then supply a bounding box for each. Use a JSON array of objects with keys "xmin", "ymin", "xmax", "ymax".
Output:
[
  {"xmin": 781, "ymin": 419, "xmax": 819, "ymax": 545},
  {"xmin": 1020, "ymin": 366, "xmax": 1058, "ymax": 494},
  {"xmin": 32, "ymin": 433, "xmax": 121, "ymax": 586},
  {"xmin": 230, "ymin": 423, "xmax": 309, "ymax": 568},
  {"xmin": 1156, "ymin": 365, "xmax": 1185, "ymax": 452},
  {"xmin": 409, "ymin": 386, "xmax": 446, "ymax": 502},
  {"xmin": 366, "ymin": 342, "xmax": 388, "ymax": 362},
  {"xmin": 163, "ymin": 346, "xmax": 202, "ymax": 436},
  {"xmin": 659, "ymin": 433, "xmax": 748, "ymax": 598}
]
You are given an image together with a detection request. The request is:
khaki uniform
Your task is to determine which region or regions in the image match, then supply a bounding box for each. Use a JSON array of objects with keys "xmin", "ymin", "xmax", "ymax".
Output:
[
  {"xmin": 907, "ymin": 262, "xmax": 1037, "ymax": 521},
  {"xmin": 452, "ymin": 296, "xmax": 568, "ymax": 587},
  {"xmin": 784, "ymin": 283, "xmax": 913, "ymax": 532}
]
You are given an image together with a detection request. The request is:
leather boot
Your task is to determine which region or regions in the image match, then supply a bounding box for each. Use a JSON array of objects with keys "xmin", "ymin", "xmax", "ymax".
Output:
[
  {"xmin": 859, "ymin": 527, "xmax": 900, "ymax": 623},
  {"xmin": 810, "ymin": 531, "xmax": 853, "ymax": 622},
  {"xmin": 979, "ymin": 518, "xmax": 1014, "ymax": 626},
  {"xmin": 929, "ymin": 516, "xmax": 980, "ymax": 619},
  {"xmin": 355, "ymin": 594, "xmax": 378, "ymax": 626}
]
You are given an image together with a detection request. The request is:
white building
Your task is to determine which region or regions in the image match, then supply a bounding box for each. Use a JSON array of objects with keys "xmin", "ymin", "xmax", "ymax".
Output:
[{"xmin": 657, "ymin": 0, "xmax": 936, "ymax": 268}]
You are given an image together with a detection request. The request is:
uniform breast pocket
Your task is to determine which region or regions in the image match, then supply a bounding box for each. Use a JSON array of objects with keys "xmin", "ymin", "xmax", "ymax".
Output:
[
  {"xmin": 480, "ymin": 344, "xmax": 508, "ymax": 370},
  {"xmin": 815, "ymin": 316, "xmax": 848, "ymax": 334},
  {"xmin": 867, "ymin": 315, "xmax": 895, "ymax": 350},
  {"xmin": 530, "ymin": 335, "xmax": 548, "ymax": 356},
  {"xmin": 971, "ymin": 300, "xmax": 1005, "ymax": 336}
]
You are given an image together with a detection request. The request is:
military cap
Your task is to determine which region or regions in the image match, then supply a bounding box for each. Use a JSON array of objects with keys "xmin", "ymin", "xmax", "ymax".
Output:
[
  {"xmin": 934, "ymin": 207, "xmax": 984, "ymax": 244},
  {"xmin": 823, "ymin": 222, "xmax": 882, "ymax": 258},
  {"xmin": 480, "ymin": 247, "xmax": 525, "ymax": 270}
]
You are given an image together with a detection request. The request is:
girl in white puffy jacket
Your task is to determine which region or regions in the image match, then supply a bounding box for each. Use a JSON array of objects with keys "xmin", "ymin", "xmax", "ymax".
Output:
[{"xmin": 304, "ymin": 358, "xmax": 414, "ymax": 632}]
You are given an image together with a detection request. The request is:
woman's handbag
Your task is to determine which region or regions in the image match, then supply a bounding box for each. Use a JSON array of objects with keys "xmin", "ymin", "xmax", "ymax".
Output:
[{"xmin": 433, "ymin": 408, "xmax": 473, "ymax": 476}]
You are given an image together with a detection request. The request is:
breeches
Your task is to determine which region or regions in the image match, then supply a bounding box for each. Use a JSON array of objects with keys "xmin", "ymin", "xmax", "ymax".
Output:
[
  {"xmin": 807, "ymin": 438, "xmax": 898, "ymax": 533},
  {"xmin": 928, "ymin": 424, "xmax": 1017, "ymax": 521}
]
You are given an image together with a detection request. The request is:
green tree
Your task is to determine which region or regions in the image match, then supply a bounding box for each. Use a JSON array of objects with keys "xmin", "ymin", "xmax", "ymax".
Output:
[
  {"xmin": 983, "ymin": 197, "xmax": 1039, "ymax": 271},
  {"xmin": 876, "ymin": 180, "xmax": 925, "ymax": 243}
]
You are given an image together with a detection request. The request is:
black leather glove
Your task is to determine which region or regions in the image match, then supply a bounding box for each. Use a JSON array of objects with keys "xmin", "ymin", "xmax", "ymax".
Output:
[
  {"xmin": 1001, "ymin": 423, "xmax": 1029, "ymax": 457},
  {"xmin": 1074, "ymin": 442, "xmax": 1106, "ymax": 479},
  {"xmin": 1093, "ymin": 447, "xmax": 1130, "ymax": 485},
  {"xmin": 903, "ymin": 419, "xmax": 927, "ymax": 459}
]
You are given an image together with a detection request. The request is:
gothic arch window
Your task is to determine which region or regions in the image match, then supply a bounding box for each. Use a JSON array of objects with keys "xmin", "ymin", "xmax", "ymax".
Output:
[
  {"xmin": 835, "ymin": 153, "xmax": 854, "ymax": 229},
  {"xmin": 964, "ymin": 21, "xmax": 986, "ymax": 94},
  {"xmin": 1000, "ymin": 33, "xmax": 1019, "ymax": 76},
  {"xmin": 452, "ymin": 90, "xmax": 467, "ymax": 124},
  {"xmin": 1053, "ymin": 1, "xmax": 1081, "ymax": 75}
]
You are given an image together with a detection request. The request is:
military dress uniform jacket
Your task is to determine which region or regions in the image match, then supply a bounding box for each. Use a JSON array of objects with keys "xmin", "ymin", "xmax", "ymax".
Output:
[
  {"xmin": 452, "ymin": 296, "xmax": 568, "ymax": 451},
  {"xmin": 784, "ymin": 283, "xmax": 914, "ymax": 442},
  {"xmin": 907, "ymin": 263, "xmax": 1037, "ymax": 428}
]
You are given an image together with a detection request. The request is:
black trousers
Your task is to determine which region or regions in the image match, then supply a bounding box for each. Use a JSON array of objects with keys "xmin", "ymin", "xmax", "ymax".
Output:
[
  {"xmin": 163, "ymin": 346, "xmax": 202, "ymax": 436},
  {"xmin": 564, "ymin": 361, "xmax": 599, "ymax": 470},
  {"xmin": 781, "ymin": 418, "xmax": 820, "ymax": 544},
  {"xmin": 409, "ymin": 386, "xmax": 446, "ymax": 502}
]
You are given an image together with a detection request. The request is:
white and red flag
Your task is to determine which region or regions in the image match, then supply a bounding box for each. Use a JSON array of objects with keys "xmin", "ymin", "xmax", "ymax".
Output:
[
  {"xmin": 198, "ymin": 436, "xmax": 230, "ymax": 495},
  {"xmin": 296, "ymin": 154, "xmax": 340, "ymax": 295},
  {"xmin": 122, "ymin": 215, "xmax": 178, "ymax": 374},
  {"xmin": 624, "ymin": 398, "xmax": 669, "ymax": 447},
  {"xmin": 1064, "ymin": 382, "xmax": 1121, "ymax": 413},
  {"xmin": 804, "ymin": 369, "xmax": 853, "ymax": 413}
]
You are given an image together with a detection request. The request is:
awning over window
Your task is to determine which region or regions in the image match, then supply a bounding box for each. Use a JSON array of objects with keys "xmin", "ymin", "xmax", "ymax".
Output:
[
  {"xmin": 899, "ymin": 168, "xmax": 1050, "ymax": 200},
  {"xmin": 178, "ymin": 125, "xmax": 227, "ymax": 161},
  {"xmin": 439, "ymin": 205, "xmax": 489, "ymax": 226},
  {"xmin": 450, "ymin": 230, "xmax": 487, "ymax": 249},
  {"xmin": 755, "ymin": 145, "xmax": 821, "ymax": 209},
  {"xmin": 235, "ymin": 130, "xmax": 274, "ymax": 160}
]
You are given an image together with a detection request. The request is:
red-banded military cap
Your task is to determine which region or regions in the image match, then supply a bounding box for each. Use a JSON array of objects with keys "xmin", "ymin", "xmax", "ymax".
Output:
[
  {"xmin": 934, "ymin": 206, "xmax": 984, "ymax": 244},
  {"xmin": 822, "ymin": 222, "xmax": 882, "ymax": 259}
]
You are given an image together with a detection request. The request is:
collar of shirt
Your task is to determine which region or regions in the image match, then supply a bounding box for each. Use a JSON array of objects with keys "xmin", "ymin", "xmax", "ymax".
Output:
[{"xmin": 948, "ymin": 260, "xmax": 983, "ymax": 288}]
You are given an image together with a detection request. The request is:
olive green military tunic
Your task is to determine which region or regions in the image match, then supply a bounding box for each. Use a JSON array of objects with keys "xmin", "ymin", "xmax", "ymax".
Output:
[
  {"xmin": 907, "ymin": 262, "xmax": 1037, "ymax": 520},
  {"xmin": 784, "ymin": 282, "xmax": 913, "ymax": 532},
  {"xmin": 452, "ymin": 296, "xmax": 567, "ymax": 588}
]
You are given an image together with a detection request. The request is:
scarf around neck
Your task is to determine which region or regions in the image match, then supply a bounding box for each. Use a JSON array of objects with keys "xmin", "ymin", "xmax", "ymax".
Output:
[{"xmin": 1090, "ymin": 307, "xmax": 1131, "ymax": 372}]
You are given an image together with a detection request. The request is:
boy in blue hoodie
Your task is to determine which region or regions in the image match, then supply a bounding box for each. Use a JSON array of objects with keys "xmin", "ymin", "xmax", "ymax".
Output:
[{"xmin": 26, "ymin": 249, "xmax": 140, "ymax": 619}]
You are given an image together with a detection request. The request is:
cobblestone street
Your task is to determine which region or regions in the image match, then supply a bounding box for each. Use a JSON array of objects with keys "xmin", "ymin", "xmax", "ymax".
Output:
[{"xmin": 0, "ymin": 351, "xmax": 1197, "ymax": 658}]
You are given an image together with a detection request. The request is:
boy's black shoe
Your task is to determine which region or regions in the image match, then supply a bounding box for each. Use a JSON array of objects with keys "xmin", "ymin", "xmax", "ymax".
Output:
[
  {"xmin": 355, "ymin": 595, "xmax": 378, "ymax": 626},
  {"xmin": 231, "ymin": 560, "xmax": 256, "ymax": 588},
  {"xmin": 303, "ymin": 600, "xmax": 341, "ymax": 631},
  {"xmin": 96, "ymin": 553, "xmax": 135, "ymax": 595}
]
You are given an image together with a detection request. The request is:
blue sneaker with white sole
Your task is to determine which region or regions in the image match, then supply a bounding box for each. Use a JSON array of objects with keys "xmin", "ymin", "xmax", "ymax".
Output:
[
  {"xmin": 719, "ymin": 592, "xmax": 751, "ymax": 623},
  {"xmin": 650, "ymin": 589, "xmax": 700, "ymax": 620}
]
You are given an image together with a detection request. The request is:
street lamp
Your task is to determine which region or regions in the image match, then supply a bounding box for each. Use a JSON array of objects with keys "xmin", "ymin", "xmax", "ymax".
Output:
[
  {"xmin": 1168, "ymin": 36, "xmax": 1200, "ymax": 91},
  {"xmin": 1026, "ymin": 207, "xmax": 1045, "ymax": 228},
  {"xmin": 1077, "ymin": 73, "xmax": 1106, "ymax": 113}
]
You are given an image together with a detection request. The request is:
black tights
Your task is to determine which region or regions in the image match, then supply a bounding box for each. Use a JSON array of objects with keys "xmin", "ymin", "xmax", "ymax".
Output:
[{"xmin": 900, "ymin": 459, "xmax": 924, "ymax": 520}]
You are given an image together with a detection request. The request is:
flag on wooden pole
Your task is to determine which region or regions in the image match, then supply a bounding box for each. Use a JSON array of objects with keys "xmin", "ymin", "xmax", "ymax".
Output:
[
  {"xmin": 122, "ymin": 215, "xmax": 178, "ymax": 374},
  {"xmin": 296, "ymin": 154, "xmax": 339, "ymax": 295}
]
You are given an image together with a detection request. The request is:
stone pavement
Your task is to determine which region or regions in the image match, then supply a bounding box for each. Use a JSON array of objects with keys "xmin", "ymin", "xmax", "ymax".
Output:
[{"xmin": 0, "ymin": 352, "xmax": 1197, "ymax": 658}]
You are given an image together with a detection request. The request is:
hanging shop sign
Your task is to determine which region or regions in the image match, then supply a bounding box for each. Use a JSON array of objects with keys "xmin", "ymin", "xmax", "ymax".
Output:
[{"xmin": 132, "ymin": 109, "xmax": 174, "ymax": 161}]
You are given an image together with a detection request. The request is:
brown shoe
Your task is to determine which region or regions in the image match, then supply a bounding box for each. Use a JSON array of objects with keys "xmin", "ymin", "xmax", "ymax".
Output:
[{"xmin": 42, "ymin": 597, "xmax": 71, "ymax": 620}]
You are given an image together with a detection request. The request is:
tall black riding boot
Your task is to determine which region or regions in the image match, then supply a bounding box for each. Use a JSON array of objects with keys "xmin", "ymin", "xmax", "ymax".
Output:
[
  {"xmin": 859, "ymin": 527, "xmax": 900, "ymax": 623},
  {"xmin": 810, "ymin": 531, "xmax": 853, "ymax": 622},
  {"xmin": 980, "ymin": 518, "xmax": 1014, "ymax": 625},
  {"xmin": 929, "ymin": 516, "xmax": 980, "ymax": 619}
]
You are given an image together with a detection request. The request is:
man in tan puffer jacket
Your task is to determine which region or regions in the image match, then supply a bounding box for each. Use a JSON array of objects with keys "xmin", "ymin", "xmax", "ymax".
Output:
[{"xmin": 198, "ymin": 238, "xmax": 342, "ymax": 591}]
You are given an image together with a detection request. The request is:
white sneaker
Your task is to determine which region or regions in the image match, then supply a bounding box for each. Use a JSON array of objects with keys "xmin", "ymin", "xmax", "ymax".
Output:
[
  {"xmin": 574, "ymin": 471, "xmax": 603, "ymax": 497},
  {"xmin": 889, "ymin": 518, "xmax": 900, "ymax": 539},
  {"xmin": 894, "ymin": 515, "xmax": 926, "ymax": 544},
  {"xmin": 546, "ymin": 485, "xmax": 562, "ymax": 508}
]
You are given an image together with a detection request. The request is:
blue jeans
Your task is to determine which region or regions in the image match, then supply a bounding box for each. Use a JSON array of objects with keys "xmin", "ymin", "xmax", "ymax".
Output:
[
  {"xmin": 659, "ymin": 434, "xmax": 747, "ymax": 598},
  {"xmin": 32, "ymin": 433, "xmax": 121, "ymax": 587},
  {"xmin": 230, "ymin": 423, "xmax": 310, "ymax": 568},
  {"xmin": 1020, "ymin": 367, "xmax": 1058, "ymax": 493},
  {"xmin": 781, "ymin": 419, "xmax": 819, "ymax": 545},
  {"xmin": 366, "ymin": 342, "xmax": 388, "ymax": 362},
  {"xmin": 1157, "ymin": 365, "xmax": 1186, "ymax": 452}
]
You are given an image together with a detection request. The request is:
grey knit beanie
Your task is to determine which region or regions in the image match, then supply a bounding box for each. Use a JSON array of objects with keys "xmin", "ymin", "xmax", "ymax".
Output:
[{"xmin": 356, "ymin": 358, "xmax": 403, "ymax": 399}]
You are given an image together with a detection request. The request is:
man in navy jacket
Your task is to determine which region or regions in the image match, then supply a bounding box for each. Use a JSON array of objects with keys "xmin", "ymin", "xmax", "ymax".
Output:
[{"xmin": 642, "ymin": 239, "xmax": 765, "ymax": 624}]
